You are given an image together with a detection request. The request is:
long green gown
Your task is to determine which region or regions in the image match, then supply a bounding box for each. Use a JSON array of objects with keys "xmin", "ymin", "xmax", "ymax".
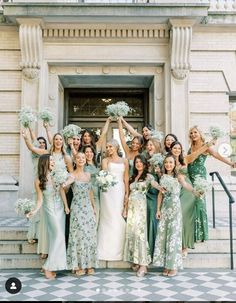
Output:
[
  {"xmin": 187, "ymin": 152, "xmax": 208, "ymax": 242},
  {"xmin": 153, "ymin": 175, "xmax": 183, "ymax": 270},
  {"xmin": 84, "ymin": 164, "xmax": 100, "ymax": 228},
  {"xmin": 42, "ymin": 182, "xmax": 67, "ymax": 271},
  {"xmin": 179, "ymin": 167, "xmax": 195, "ymax": 249},
  {"xmin": 67, "ymin": 180, "xmax": 98, "ymax": 270},
  {"xmin": 123, "ymin": 179, "xmax": 151, "ymax": 266}
]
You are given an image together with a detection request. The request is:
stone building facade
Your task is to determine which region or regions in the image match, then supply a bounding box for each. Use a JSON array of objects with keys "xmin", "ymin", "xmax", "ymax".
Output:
[{"xmin": 0, "ymin": 0, "xmax": 236, "ymax": 209}]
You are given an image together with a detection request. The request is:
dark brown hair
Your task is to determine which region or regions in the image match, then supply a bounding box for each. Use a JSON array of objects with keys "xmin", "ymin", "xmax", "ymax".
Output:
[{"xmin": 38, "ymin": 154, "xmax": 51, "ymax": 191}]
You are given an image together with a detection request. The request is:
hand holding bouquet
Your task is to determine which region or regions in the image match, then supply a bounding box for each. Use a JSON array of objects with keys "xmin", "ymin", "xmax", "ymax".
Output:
[
  {"xmin": 160, "ymin": 174, "xmax": 180, "ymax": 194},
  {"xmin": 38, "ymin": 108, "xmax": 54, "ymax": 126},
  {"xmin": 105, "ymin": 101, "xmax": 134, "ymax": 118},
  {"xmin": 61, "ymin": 124, "xmax": 82, "ymax": 140},
  {"xmin": 193, "ymin": 175, "xmax": 212, "ymax": 199},
  {"xmin": 18, "ymin": 106, "xmax": 37, "ymax": 128},
  {"xmin": 15, "ymin": 198, "xmax": 36, "ymax": 217},
  {"xmin": 209, "ymin": 125, "xmax": 225, "ymax": 140}
]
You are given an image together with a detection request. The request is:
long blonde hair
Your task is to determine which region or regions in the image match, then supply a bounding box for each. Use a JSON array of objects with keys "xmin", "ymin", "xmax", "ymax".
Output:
[
  {"xmin": 106, "ymin": 139, "xmax": 121, "ymax": 157},
  {"xmin": 50, "ymin": 133, "xmax": 66, "ymax": 155},
  {"xmin": 188, "ymin": 126, "xmax": 205, "ymax": 145}
]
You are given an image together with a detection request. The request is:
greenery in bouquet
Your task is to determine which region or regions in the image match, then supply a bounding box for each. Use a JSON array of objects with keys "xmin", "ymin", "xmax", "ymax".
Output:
[
  {"xmin": 193, "ymin": 175, "xmax": 212, "ymax": 197},
  {"xmin": 160, "ymin": 174, "xmax": 179, "ymax": 194},
  {"xmin": 105, "ymin": 101, "xmax": 134, "ymax": 118},
  {"xmin": 61, "ymin": 124, "xmax": 82, "ymax": 139},
  {"xmin": 38, "ymin": 108, "xmax": 54, "ymax": 126},
  {"xmin": 134, "ymin": 182, "xmax": 148, "ymax": 195},
  {"xmin": 51, "ymin": 168, "xmax": 69, "ymax": 188},
  {"xmin": 18, "ymin": 106, "xmax": 37, "ymax": 128},
  {"xmin": 150, "ymin": 129, "xmax": 164, "ymax": 142},
  {"xmin": 209, "ymin": 125, "xmax": 225, "ymax": 140},
  {"xmin": 148, "ymin": 153, "xmax": 164, "ymax": 169},
  {"xmin": 96, "ymin": 170, "xmax": 118, "ymax": 192},
  {"xmin": 15, "ymin": 198, "xmax": 36, "ymax": 217}
]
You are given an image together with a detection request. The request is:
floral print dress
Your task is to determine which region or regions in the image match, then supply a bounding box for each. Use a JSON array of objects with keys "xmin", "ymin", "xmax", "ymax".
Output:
[
  {"xmin": 187, "ymin": 152, "xmax": 208, "ymax": 242},
  {"xmin": 123, "ymin": 179, "xmax": 151, "ymax": 266},
  {"xmin": 153, "ymin": 176, "xmax": 183, "ymax": 270},
  {"xmin": 67, "ymin": 180, "xmax": 98, "ymax": 270}
]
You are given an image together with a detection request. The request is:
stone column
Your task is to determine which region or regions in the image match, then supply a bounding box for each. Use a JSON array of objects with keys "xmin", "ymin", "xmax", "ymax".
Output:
[
  {"xmin": 169, "ymin": 19, "xmax": 195, "ymax": 150},
  {"xmin": 17, "ymin": 18, "xmax": 43, "ymax": 197}
]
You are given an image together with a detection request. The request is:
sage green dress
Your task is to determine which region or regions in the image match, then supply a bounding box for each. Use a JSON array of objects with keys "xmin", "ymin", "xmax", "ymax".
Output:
[
  {"xmin": 179, "ymin": 167, "xmax": 195, "ymax": 249},
  {"xmin": 124, "ymin": 179, "xmax": 151, "ymax": 266},
  {"xmin": 42, "ymin": 182, "xmax": 67, "ymax": 272},
  {"xmin": 187, "ymin": 152, "xmax": 208, "ymax": 242},
  {"xmin": 67, "ymin": 180, "xmax": 98, "ymax": 270},
  {"xmin": 84, "ymin": 164, "xmax": 100, "ymax": 228},
  {"xmin": 153, "ymin": 175, "xmax": 183, "ymax": 270},
  {"xmin": 128, "ymin": 159, "xmax": 134, "ymax": 177}
]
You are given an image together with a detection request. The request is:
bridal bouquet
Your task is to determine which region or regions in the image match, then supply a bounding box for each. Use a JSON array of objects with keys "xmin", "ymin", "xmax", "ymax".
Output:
[
  {"xmin": 51, "ymin": 168, "xmax": 69, "ymax": 188},
  {"xmin": 38, "ymin": 108, "xmax": 54, "ymax": 126},
  {"xmin": 61, "ymin": 124, "xmax": 82, "ymax": 139},
  {"xmin": 18, "ymin": 106, "xmax": 37, "ymax": 128},
  {"xmin": 148, "ymin": 153, "xmax": 164, "ymax": 168},
  {"xmin": 160, "ymin": 174, "xmax": 180, "ymax": 194},
  {"xmin": 105, "ymin": 101, "xmax": 134, "ymax": 118},
  {"xmin": 96, "ymin": 170, "xmax": 118, "ymax": 192},
  {"xmin": 150, "ymin": 129, "xmax": 164, "ymax": 142},
  {"xmin": 15, "ymin": 198, "xmax": 36, "ymax": 217},
  {"xmin": 209, "ymin": 126, "xmax": 225, "ymax": 140},
  {"xmin": 193, "ymin": 175, "xmax": 212, "ymax": 197},
  {"xmin": 134, "ymin": 182, "xmax": 148, "ymax": 195}
]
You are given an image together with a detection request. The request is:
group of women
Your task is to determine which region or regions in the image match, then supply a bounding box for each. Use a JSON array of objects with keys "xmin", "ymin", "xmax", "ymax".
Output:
[{"xmin": 22, "ymin": 116, "xmax": 236, "ymax": 279}]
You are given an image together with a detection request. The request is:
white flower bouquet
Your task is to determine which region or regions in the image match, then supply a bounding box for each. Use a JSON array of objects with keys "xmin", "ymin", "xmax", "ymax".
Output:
[
  {"xmin": 160, "ymin": 174, "xmax": 179, "ymax": 194},
  {"xmin": 51, "ymin": 168, "xmax": 69, "ymax": 188},
  {"xmin": 209, "ymin": 126, "xmax": 225, "ymax": 140},
  {"xmin": 134, "ymin": 182, "xmax": 148, "ymax": 195},
  {"xmin": 18, "ymin": 106, "xmax": 37, "ymax": 128},
  {"xmin": 15, "ymin": 198, "xmax": 36, "ymax": 216},
  {"xmin": 193, "ymin": 175, "xmax": 212, "ymax": 197},
  {"xmin": 105, "ymin": 101, "xmax": 134, "ymax": 118},
  {"xmin": 148, "ymin": 153, "xmax": 164, "ymax": 168},
  {"xmin": 150, "ymin": 130, "xmax": 164, "ymax": 142},
  {"xmin": 96, "ymin": 170, "xmax": 118, "ymax": 192},
  {"xmin": 61, "ymin": 124, "xmax": 82, "ymax": 139},
  {"xmin": 38, "ymin": 108, "xmax": 54, "ymax": 126}
]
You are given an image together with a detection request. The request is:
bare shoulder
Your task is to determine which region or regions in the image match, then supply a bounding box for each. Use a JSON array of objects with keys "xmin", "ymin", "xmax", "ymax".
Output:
[{"xmin": 85, "ymin": 171, "xmax": 91, "ymax": 181}]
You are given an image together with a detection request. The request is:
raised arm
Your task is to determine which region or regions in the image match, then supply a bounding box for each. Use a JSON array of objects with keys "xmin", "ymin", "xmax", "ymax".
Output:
[
  {"xmin": 64, "ymin": 155, "xmax": 74, "ymax": 173},
  {"xmin": 207, "ymin": 146, "xmax": 236, "ymax": 168},
  {"xmin": 96, "ymin": 117, "xmax": 112, "ymax": 151},
  {"xmin": 28, "ymin": 126, "xmax": 37, "ymax": 143},
  {"xmin": 43, "ymin": 122, "xmax": 53, "ymax": 145},
  {"xmin": 120, "ymin": 116, "xmax": 142, "ymax": 138},
  {"xmin": 117, "ymin": 117, "xmax": 131, "ymax": 157},
  {"xmin": 184, "ymin": 139, "xmax": 216, "ymax": 165},
  {"xmin": 123, "ymin": 159, "xmax": 129, "ymax": 218},
  {"xmin": 21, "ymin": 129, "xmax": 48, "ymax": 156}
]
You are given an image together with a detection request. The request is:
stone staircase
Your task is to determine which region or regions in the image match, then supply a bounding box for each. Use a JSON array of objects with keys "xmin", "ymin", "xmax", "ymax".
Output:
[{"xmin": 0, "ymin": 224, "xmax": 236, "ymax": 269}]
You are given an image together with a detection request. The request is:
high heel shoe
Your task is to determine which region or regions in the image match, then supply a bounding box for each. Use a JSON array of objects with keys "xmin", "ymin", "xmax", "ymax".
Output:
[
  {"xmin": 131, "ymin": 264, "xmax": 140, "ymax": 272},
  {"xmin": 162, "ymin": 268, "xmax": 168, "ymax": 276},
  {"xmin": 87, "ymin": 268, "xmax": 95, "ymax": 275},
  {"xmin": 167, "ymin": 270, "xmax": 177, "ymax": 277},
  {"xmin": 136, "ymin": 266, "xmax": 147, "ymax": 277},
  {"xmin": 75, "ymin": 269, "xmax": 86, "ymax": 276}
]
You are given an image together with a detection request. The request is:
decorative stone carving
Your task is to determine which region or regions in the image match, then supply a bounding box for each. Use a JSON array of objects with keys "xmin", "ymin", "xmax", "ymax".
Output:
[
  {"xmin": 18, "ymin": 21, "xmax": 43, "ymax": 80},
  {"xmin": 76, "ymin": 67, "xmax": 83, "ymax": 74},
  {"xmin": 129, "ymin": 67, "xmax": 136, "ymax": 74},
  {"xmin": 169, "ymin": 20, "xmax": 195, "ymax": 80},
  {"xmin": 102, "ymin": 66, "xmax": 110, "ymax": 74},
  {"xmin": 156, "ymin": 67, "xmax": 163, "ymax": 74},
  {"xmin": 22, "ymin": 68, "xmax": 40, "ymax": 80}
]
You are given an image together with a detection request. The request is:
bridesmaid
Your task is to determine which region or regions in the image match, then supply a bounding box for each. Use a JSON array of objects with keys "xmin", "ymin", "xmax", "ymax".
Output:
[
  {"xmin": 153, "ymin": 154, "xmax": 200, "ymax": 277},
  {"xmin": 144, "ymin": 137, "xmax": 162, "ymax": 260},
  {"xmin": 83, "ymin": 145, "xmax": 101, "ymax": 228},
  {"xmin": 163, "ymin": 134, "xmax": 178, "ymax": 155},
  {"xmin": 120, "ymin": 116, "xmax": 153, "ymax": 149},
  {"xmin": 188, "ymin": 126, "xmax": 236, "ymax": 242},
  {"xmin": 124, "ymin": 155, "xmax": 152, "ymax": 277},
  {"xmin": 170, "ymin": 140, "xmax": 215, "ymax": 257},
  {"xmin": 28, "ymin": 154, "xmax": 69, "ymax": 280},
  {"xmin": 97, "ymin": 139, "xmax": 129, "ymax": 261},
  {"xmin": 66, "ymin": 134, "xmax": 82, "ymax": 164},
  {"xmin": 117, "ymin": 117, "xmax": 143, "ymax": 177},
  {"xmin": 63, "ymin": 152, "xmax": 97, "ymax": 276}
]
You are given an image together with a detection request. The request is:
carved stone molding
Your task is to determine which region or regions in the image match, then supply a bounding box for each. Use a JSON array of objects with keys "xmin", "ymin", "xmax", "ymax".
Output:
[
  {"xmin": 18, "ymin": 20, "xmax": 43, "ymax": 80},
  {"xmin": 22, "ymin": 68, "xmax": 40, "ymax": 80},
  {"xmin": 169, "ymin": 19, "xmax": 195, "ymax": 80}
]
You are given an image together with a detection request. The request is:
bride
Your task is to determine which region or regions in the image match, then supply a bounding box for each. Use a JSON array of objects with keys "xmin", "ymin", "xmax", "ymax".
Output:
[{"xmin": 97, "ymin": 139, "xmax": 129, "ymax": 261}]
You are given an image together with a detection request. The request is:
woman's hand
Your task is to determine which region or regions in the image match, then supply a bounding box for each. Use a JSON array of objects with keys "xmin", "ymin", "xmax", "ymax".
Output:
[
  {"xmin": 67, "ymin": 137, "xmax": 73, "ymax": 147},
  {"xmin": 64, "ymin": 206, "xmax": 70, "ymax": 215},
  {"xmin": 122, "ymin": 207, "xmax": 128, "ymax": 218},
  {"xmin": 156, "ymin": 210, "xmax": 161, "ymax": 219},
  {"xmin": 26, "ymin": 209, "xmax": 37, "ymax": 219},
  {"xmin": 159, "ymin": 186, "xmax": 166, "ymax": 194}
]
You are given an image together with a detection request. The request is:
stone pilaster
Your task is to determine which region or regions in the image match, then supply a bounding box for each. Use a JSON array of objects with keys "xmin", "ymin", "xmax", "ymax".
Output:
[
  {"xmin": 169, "ymin": 19, "xmax": 195, "ymax": 149},
  {"xmin": 17, "ymin": 18, "xmax": 43, "ymax": 197}
]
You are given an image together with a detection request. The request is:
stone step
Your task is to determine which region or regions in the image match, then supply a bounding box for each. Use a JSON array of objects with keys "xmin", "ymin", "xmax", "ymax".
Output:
[
  {"xmin": 0, "ymin": 254, "xmax": 43, "ymax": 269},
  {"xmin": 0, "ymin": 240, "xmax": 37, "ymax": 254},
  {"xmin": 182, "ymin": 253, "xmax": 236, "ymax": 269},
  {"xmin": 0, "ymin": 228, "xmax": 28, "ymax": 240},
  {"xmin": 190, "ymin": 239, "xmax": 236, "ymax": 253},
  {"xmin": 208, "ymin": 228, "xmax": 236, "ymax": 240}
]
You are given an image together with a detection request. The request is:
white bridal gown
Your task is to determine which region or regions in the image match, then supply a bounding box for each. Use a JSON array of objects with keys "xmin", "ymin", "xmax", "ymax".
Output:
[{"xmin": 97, "ymin": 162, "xmax": 126, "ymax": 260}]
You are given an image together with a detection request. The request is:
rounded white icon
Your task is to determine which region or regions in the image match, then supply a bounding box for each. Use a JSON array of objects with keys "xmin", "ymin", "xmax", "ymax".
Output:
[{"xmin": 218, "ymin": 143, "xmax": 232, "ymax": 157}]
